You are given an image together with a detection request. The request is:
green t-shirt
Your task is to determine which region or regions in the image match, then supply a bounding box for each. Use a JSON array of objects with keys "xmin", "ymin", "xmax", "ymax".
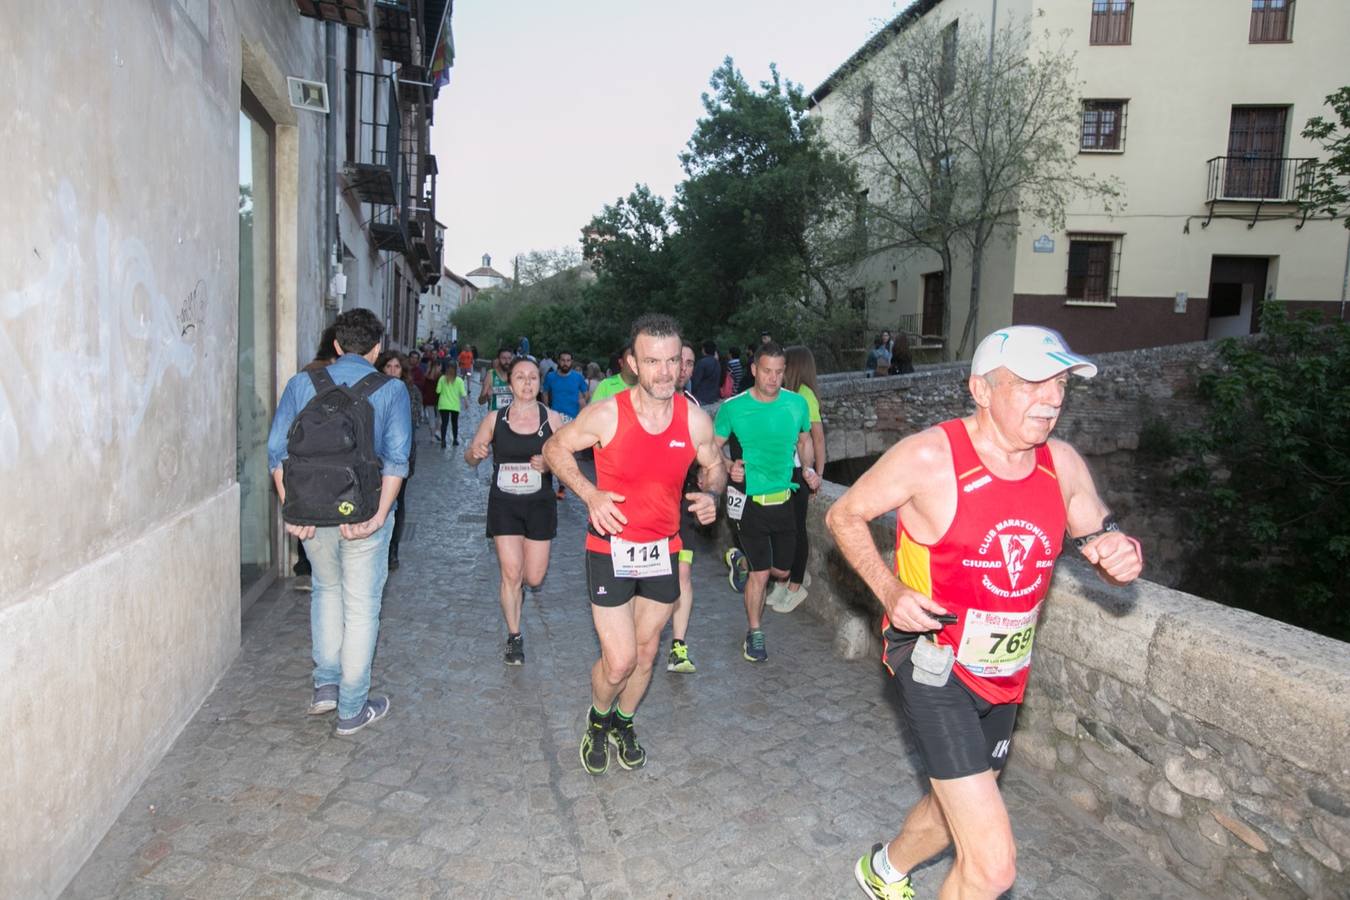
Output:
[
  {"xmin": 590, "ymin": 374, "xmax": 630, "ymax": 403},
  {"xmin": 793, "ymin": 383, "xmax": 821, "ymax": 424},
  {"xmin": 436, "ymin": 375, "xmax": 467, "ymax": 411},
  {"xmin": 487, "ymin": 370, "xmax": 513, "ymax": 410},
  {"xmin": 714, "ymin": 389, "xmax": 810, "ymax": 496}
]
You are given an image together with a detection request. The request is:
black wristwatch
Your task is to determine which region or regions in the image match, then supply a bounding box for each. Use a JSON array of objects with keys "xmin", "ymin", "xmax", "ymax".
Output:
[{"xmin": 1072, "ymin": 514, "xmax": 1120, "ymax": 551}]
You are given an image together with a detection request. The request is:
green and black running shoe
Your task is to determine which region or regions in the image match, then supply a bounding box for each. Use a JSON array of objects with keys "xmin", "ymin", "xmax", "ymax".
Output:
[
  {"xmin": 608, "ymin": 717, "xmax": 647, "ymax": 770},
  {"xmin": 666, "ymin": 640, "xmax": 696, "ymax": 674},
  {"xmin": 854, "ymin": 843, "xmax": 915, "ymax": 900},
  {"xmin": 743, "ymin": 628, "xmax": 767, "ymax": 663},
  {"xmin": 579, "ymin": 711, "xmax": 610, "ymax": 775}
]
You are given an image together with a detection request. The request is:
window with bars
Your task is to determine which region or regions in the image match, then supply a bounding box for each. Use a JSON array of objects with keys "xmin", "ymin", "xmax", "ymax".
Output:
[
  {"xmin": 1065, "ymin": 234, "xmax": 1122, "ymax": 303},
  {"xmin": 1089, "ymin": 0, "xmax": 1132, "ymax": 45},
  {"xmin": 1250, "ymin": 0, "xmax": 1294, "ymax": 42},
  {"xmin": 1081, "ymin": 100, "xmax": 1126, "ymax": 151}
]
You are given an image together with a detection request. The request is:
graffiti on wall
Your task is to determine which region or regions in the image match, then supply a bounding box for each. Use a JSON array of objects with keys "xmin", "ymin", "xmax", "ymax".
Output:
[{"xmin": 0, "ymin": 181, "xmax": 204, "ymax": 470}]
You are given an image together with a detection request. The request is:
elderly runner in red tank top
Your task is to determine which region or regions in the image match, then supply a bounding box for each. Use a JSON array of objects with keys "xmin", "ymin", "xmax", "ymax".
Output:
[
  {"xmin": 543, "ymin": 314, "xmax": 726, "ymax": 776},
  {"xmin": 827, "ymin": 326, "xmax": 1143, "ymax": 900}
]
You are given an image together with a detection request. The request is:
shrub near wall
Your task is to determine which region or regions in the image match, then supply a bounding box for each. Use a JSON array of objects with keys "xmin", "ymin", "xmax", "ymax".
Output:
[{"xmin": 797, "ymin": 487, "xmax": 1350, "ymax": 899}]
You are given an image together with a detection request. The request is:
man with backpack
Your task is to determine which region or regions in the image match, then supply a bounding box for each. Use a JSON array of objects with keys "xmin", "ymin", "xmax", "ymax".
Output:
[{"xmin": 266, "ymin": 307, "xmax": 411, "ymax": 736}]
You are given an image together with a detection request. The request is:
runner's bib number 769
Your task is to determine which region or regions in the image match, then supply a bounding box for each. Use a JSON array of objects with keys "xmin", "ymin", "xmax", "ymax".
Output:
[
  {"xmin": 954, "ymin": 604, "xmax": 1040, "ymax": 678},
  {"xmin": 609, "ymin": 537, "xmax": 672, "ymax": 578}
]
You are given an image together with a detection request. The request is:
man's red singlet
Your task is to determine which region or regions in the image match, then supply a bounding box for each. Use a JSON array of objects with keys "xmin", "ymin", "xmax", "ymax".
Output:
[
  {"xmin": 585, "ymin": 390, "xmax": 696, "ymax": 554},
  {"xmin": 889, "ymin": 419, "xmax": 1066, "ymax": 704}
]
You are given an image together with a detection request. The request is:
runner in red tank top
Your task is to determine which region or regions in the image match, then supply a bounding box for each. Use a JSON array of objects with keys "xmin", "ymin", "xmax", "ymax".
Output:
[
  {"xmin": 827, "ymin": 326, "xmax": 1143, "ymax": 900},
  {"xmin": 543, "ymin": 314, "xmax": 726, "ymax": 776}
]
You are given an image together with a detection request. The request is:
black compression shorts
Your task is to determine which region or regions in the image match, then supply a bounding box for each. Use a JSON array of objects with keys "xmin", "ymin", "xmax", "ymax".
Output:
[
  {"xmin": 677, "ymin": 508, "xmax": 698, "ymax": 564},
  {"xmin": 486, "ymin": 492, "xmax": 557, "ymax": 541},
  {"xmin": 883, "ymin": 627, "xmax": 1019, "ymax": 781},
  {"xmin": 736, "ymin": 496, "xmax": 796, "ymax": 572},
  {"xmin": 585, "ymin": 549, "xmax": 681, "ymax": 607}
]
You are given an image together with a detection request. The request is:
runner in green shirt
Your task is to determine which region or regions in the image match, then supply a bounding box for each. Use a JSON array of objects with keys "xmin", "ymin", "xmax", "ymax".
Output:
[
  {"xmin": 713, "ymin": 342, "xmax": 819, "ymax": 663},
  {"xmin": 589, "ymin": 349, "xmax": 637, "ymax": 402},
  {"xmin": 478, "ymin": 347, "xmax": 515, "ymax": 411},
  {"xmin": 435, "ymin": 369, "xmax": 468, "ymax": 445}
]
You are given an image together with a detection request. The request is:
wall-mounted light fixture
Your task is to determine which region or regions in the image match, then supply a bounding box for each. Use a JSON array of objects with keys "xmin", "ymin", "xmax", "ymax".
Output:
[{"xmin": 286, "ymin": 77, "xmax": 330, "ymax": 113}]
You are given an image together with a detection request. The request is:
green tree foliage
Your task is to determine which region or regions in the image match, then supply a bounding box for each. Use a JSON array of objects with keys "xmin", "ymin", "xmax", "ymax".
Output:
[
  {"xmin": 1301, "ymin": 86, "xmax": 1350, "ymax": 228},
  {"xmin": 578, "ymin": 59, "xmax": 866, "ymax": 367},
  {"xmin": 458, "ymin": 60, "xmax": 867, "ymax": 368},
  {"xmin": 582, "ymin": 184, "xmax": 680, "ymax": 354},
  {"xmin": 673, "ymin": 60, "xmax": 864, "ymax": 360},
  {"xmin": 1175, "ymin": 307, "xmax": 1350, "ymax": 641},
  {"xmin": 451, "ymin": 265, "xmax": 597, "ymax": 359}
]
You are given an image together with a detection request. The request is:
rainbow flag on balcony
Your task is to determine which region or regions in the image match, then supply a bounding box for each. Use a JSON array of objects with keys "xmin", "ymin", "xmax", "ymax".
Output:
[{"xmin": 430, "ymin": 17, "xmax": 454, "ymax": 90}]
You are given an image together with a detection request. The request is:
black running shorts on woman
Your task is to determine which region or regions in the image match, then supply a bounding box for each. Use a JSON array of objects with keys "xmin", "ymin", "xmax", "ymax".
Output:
[
  {"xmin": 884, "ymin": 627, "xmax": 1019, "ymax": 781},
  {"xmin": 486, "ymin": 402, "xmax": 556, "ymax": 541}
]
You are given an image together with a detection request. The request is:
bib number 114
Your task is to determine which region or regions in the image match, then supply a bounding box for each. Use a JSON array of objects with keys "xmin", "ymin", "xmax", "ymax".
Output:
[{"xmin": 610, "ymin": 537, "xmax": 672, "ymax": 578}]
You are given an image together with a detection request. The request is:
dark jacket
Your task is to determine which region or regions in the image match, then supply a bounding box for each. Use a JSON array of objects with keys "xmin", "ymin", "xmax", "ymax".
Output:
[{"xmin": 690, "ymin": 354, "xmax": 722, "ymax": 405}]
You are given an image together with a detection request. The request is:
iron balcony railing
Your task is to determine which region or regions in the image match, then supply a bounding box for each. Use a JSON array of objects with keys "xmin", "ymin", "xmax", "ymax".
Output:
[
  {"xmin": 343, "ymin": 71, "xmax": 404, "ymax": 210},
  {"xmin": 1205, "ymin": 155, "xmax": 1315, "ymax": 203}
]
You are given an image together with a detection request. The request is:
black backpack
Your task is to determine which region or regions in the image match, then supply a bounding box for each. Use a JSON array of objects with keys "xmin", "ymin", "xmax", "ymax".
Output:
[{"xmin": 282, "ymin": 368, "xmax": 389, "ymax": 526}]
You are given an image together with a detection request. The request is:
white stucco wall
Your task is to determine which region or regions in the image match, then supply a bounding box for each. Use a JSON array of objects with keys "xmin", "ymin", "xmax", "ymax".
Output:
[{"xmin": 0, "ymin": 1, "xmax": 424, "ymax": 894}]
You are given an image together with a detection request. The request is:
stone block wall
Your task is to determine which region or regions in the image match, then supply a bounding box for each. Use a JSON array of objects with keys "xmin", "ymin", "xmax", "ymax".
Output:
[
  {"xmin": 790, "ymin": 487, "xmax": 1350, "ymax": 898},
  {"xmin": 816, "ymin": 341, "xmax": 1220, "ymax": 588}
]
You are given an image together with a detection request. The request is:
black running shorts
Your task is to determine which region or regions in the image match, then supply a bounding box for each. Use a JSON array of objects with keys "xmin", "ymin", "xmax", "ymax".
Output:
[
  {"xmin": 883, "ymin": 627, "xmax": 1019, "ymax": 781},
  {"xmin": 677, "ymin": 508, "xmax": 698, "ymax": 565},
  {"xmin": 736, "ymin": 496, "xmax": 796, "ymax": 572},
  {"xmin": 585, "ymin": 549, "xmax": 681, "ymax": 607},
  {"xmin": 486, "ymin": 492, "xmax": 557, "ymax": 541}
]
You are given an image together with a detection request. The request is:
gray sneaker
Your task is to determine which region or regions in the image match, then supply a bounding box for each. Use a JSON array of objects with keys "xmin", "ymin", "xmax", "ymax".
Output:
[
  {"xmin": 307, "ymin": 683, "xmax": 338, "ymax": 715},
  {"xmin": 504, "ymin": 633, "xmax": 524, "ymax": 666},
  {"xmin": 335, "ymin": 696, "xmax": 390, "ymax": 735}
]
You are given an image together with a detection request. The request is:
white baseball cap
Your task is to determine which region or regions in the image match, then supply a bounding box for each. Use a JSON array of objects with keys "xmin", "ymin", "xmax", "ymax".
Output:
[{"xmin": 971, "ymin": 326, "xmax": 1098, "ymax": 381}]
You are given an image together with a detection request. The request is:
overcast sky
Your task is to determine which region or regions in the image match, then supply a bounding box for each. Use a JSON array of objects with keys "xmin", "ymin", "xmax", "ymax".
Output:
[{"xmin": 430, "ymin": 0, "xmax": 907, "ymax": 278}]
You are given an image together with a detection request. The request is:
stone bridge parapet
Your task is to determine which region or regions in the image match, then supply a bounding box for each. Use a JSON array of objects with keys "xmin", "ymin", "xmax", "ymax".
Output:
[{"xmin": 785, "ymin": 482, "xmax": 1350, "ymax": 899}]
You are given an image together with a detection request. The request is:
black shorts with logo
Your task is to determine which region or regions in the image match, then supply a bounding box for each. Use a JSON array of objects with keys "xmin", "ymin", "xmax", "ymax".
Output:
[
  {"xmin": 486, "ymin": 491, "xmax": 557, "ymax": 541},
  {"xmin": 736, "ymin": 495, "xmax": 797, "ymax": 572},
  {"xmin": 585, "ymin": 548, "xmax": 681, "ymax": 607},
  {"xmin": 883, "ymin": 627, "xmax": 1019, "ymax": 781}
]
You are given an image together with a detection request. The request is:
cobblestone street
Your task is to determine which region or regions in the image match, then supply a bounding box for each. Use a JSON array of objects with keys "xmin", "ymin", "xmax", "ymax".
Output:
[{"xmin": 64, "ymin": 396, "xmax": 1203, "ymax": 899}]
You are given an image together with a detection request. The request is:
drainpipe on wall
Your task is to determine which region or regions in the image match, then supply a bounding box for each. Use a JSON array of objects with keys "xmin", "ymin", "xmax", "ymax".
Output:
[
  {"xmin": 1341, "ymin": 228, "xmax": 1349, "ymax": 322},
  {"xmin": 324, "ymin": 22, "xmax": 338, "ymax": 323}
]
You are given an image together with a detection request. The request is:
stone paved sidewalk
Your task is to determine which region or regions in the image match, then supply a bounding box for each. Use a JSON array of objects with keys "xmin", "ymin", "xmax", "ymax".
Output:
[{"xmin": 65, "ymin": 395, "xmax": 1204, "ymax": 899}]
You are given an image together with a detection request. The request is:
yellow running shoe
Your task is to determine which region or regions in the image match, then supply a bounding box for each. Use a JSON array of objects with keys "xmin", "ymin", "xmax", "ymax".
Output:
[{"xmin": 855, "ymin": 843, "xmax": 915, "ymax": 899}]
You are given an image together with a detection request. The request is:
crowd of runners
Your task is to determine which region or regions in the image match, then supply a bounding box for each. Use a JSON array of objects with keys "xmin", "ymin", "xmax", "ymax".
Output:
[{"xmin": 269, "ymin": 310, "xmax": 1142, "ymax": 900}]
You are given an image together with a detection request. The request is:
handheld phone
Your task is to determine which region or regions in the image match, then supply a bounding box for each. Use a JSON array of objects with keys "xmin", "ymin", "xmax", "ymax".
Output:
[{"xmin": 933, "ymin": 613, "xmax": 959, "ymax": 626}]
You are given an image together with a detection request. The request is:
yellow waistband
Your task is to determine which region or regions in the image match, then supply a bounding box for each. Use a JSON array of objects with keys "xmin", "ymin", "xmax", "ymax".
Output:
[{"xmin": 752, "ymin": 489, "xmax": 792, "ymax": 506}]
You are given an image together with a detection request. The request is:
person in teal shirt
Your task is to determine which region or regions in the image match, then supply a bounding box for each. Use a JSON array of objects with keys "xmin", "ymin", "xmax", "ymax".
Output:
[{"xmin": 713, "ymin": 342, "xmax": 820, "ymax": 663}]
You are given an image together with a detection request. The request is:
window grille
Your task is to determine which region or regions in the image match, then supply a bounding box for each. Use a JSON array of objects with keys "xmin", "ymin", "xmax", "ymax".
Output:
[{"xmin": 1065, "ymin": 233, "xmax": 1122, "ymax": 303}]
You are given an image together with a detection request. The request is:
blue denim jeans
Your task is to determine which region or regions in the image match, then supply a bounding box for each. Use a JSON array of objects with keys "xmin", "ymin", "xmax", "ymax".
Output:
[{"xmin": 304, "ymin": 515, "xmax": 394, "ymax": 719}]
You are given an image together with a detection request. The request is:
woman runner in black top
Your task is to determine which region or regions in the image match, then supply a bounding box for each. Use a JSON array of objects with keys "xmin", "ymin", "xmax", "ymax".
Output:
[{"xmin": 466, "ymin": 357, "xmax": 565, "ymax": 665}]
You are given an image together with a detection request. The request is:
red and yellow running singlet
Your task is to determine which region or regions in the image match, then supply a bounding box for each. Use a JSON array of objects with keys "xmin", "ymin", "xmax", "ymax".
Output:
[
  {"xmin": 891, "ymin": 419, "xmax": 1066, "ymax": 704},
  {"xmin": 585, "ymin": 390, "xmax": 696, "ymax": 554}
]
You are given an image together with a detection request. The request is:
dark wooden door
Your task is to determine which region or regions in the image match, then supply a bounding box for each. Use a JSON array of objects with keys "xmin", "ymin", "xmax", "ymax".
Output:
[
  {"xmin": 1225, "ymin": 107, "xmax": 1286, "ymax": 199},
  {"xmin": 922, "ymin": 271, "xmax": 945, "ymax": 336}
]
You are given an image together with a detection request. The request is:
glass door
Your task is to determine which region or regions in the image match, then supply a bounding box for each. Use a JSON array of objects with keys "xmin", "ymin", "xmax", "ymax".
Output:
[{"xmin": 238, "ymin": 89, "xmax": 277, "ymax": 602}]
